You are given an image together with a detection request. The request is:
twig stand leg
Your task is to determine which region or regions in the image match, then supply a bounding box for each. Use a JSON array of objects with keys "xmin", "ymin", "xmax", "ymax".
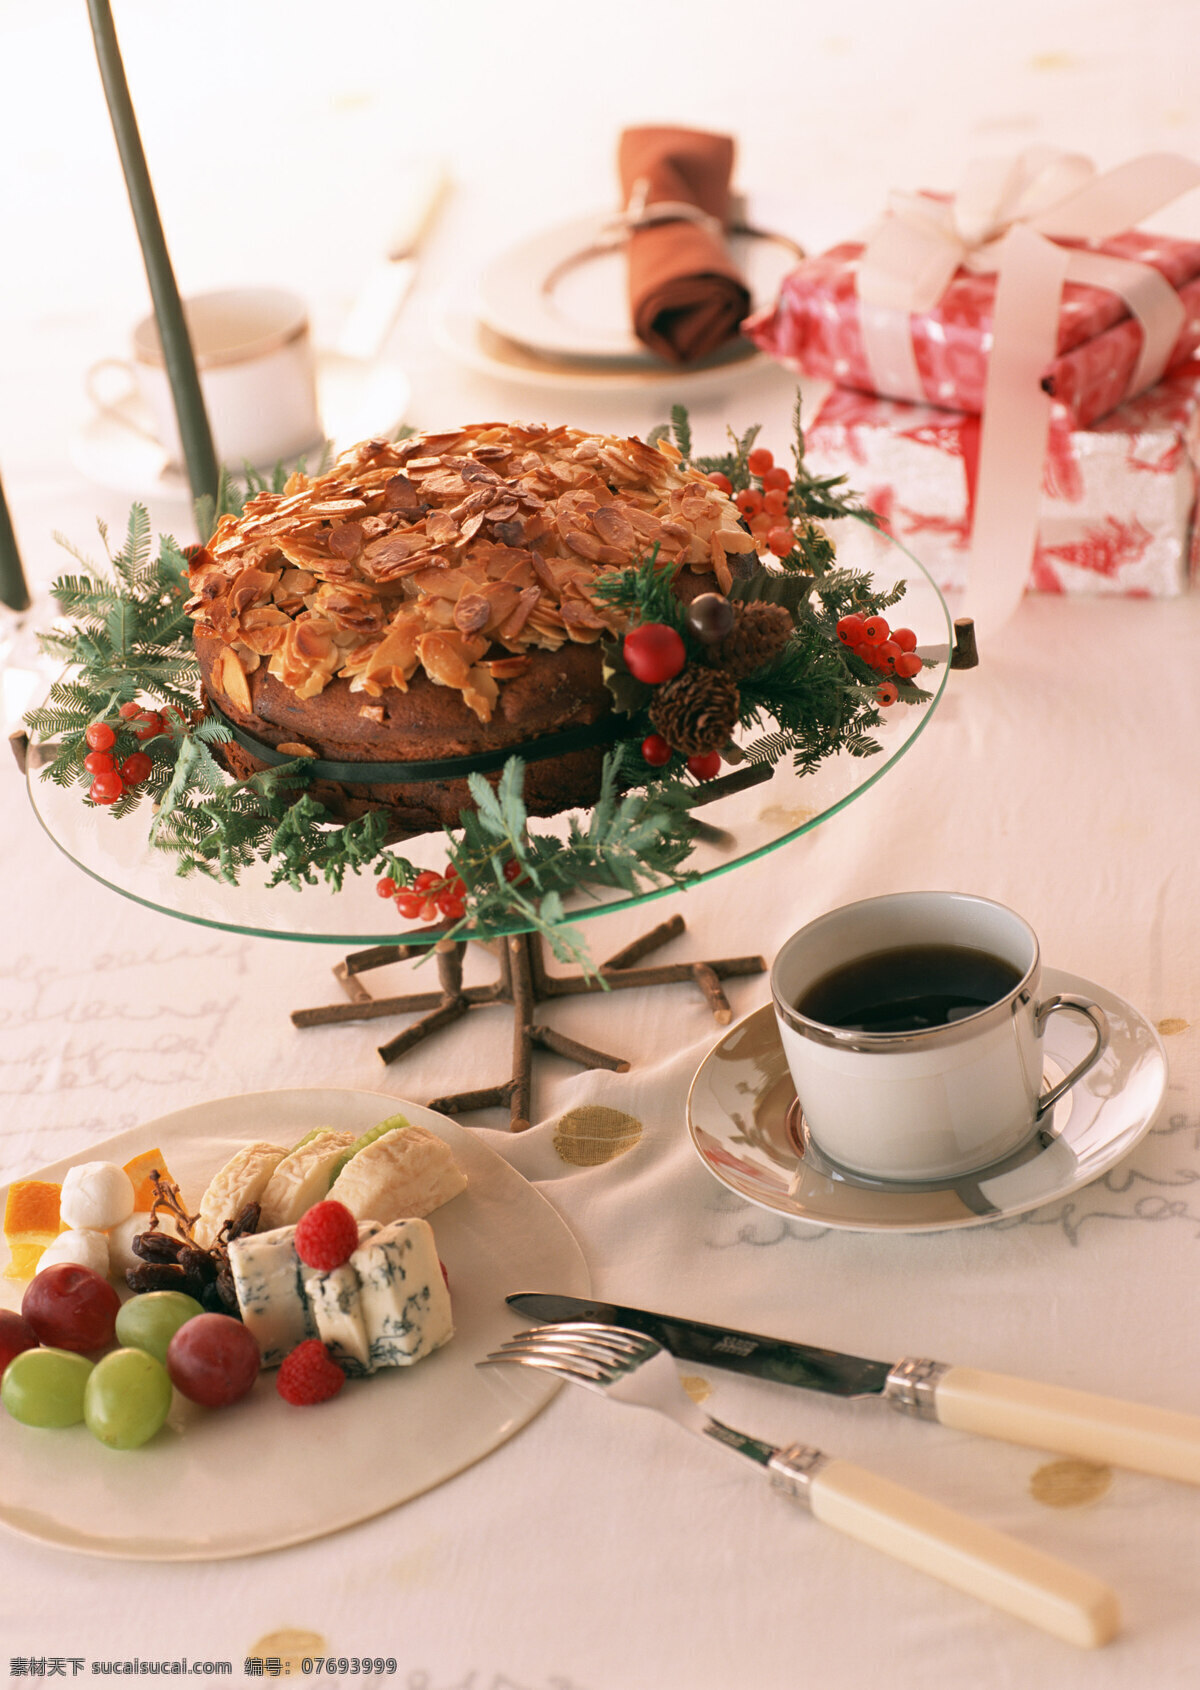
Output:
[{"xmin": 291, "ymin": 913, "xmax": 766, "ymax": 1132}]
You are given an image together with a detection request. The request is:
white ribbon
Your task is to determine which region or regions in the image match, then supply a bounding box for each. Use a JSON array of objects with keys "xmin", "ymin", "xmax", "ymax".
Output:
[{"xmin": 854, "ymin": 149, "xmax": 1200, "ymax": 630}]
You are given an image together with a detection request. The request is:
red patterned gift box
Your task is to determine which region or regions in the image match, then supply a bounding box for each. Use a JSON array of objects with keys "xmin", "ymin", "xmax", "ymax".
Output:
[
  {"xmin": 749, "ymin": 223, "xmax": 1200, "ymax": 429},
  {"xmin": 804, "ymin": 364, "xmax": 1200, "ymax": 597},
  {"xmin": 746, "ymin": 152, "xmax": 1200, "ymax": 626}
]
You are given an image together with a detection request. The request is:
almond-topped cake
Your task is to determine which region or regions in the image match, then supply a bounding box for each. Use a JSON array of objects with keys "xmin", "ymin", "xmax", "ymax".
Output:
[{"xmin": 185, "ymin": 422, "xmax": 757, "ymax": 833}]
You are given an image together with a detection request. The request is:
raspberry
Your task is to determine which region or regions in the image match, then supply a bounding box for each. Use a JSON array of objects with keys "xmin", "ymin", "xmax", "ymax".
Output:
[
  {"xmin": 294, "ymin": 1200, "xmax": 359, "ymax": 1270},
  {"xmin": 276, "ymin": 1340, "xmax": 346, "ymax": 1407}
]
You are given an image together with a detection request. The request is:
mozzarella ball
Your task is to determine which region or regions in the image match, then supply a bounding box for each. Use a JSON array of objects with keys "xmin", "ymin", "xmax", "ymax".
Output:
[
  {"xmin": 59, "ymin": 1162, "xmax": 135, "ymax": 1231},
  {"xmin": 38, "ymin": 1228, "xmax": 110, "ymax": 1277},
  {"xmin": 107, "ymin": 1212, "xmax": 183, "ymax": 1278}
]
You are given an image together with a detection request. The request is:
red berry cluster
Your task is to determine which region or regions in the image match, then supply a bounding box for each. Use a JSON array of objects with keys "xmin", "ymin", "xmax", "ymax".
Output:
[
  {"xmin": 376, "ymin": 864, "xmax": 469, "ymax": 922},
  {"xmin": 707, "ymin": 445, "xmax": 794, "ymax": 558},
  {"xmin": 82, "ymin": 702, "xmax": 174, "ymax": 804},
  {"xmin": 835, "ymin": 613, "xmax": 922, "ymax": 707}
]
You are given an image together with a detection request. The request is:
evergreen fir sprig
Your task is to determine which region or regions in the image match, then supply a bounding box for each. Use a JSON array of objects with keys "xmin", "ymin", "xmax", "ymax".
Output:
[{"xmin": 787, "ymin": 392, "xmax": 882, "ymax": 530}]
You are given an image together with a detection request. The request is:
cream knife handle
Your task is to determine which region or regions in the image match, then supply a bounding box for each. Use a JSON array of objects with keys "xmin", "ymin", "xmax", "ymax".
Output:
[
  {"xmin": 932, "ymin": 1365, "xmax": 1200, "ymax": 1484},
  {"xmin": 780, "ymin": 1455, "xmax": 1118, "ymax": 1648}
]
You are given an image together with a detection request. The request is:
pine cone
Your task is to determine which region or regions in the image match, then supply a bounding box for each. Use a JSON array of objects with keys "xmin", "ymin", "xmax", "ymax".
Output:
[
  {"xmin": 649, "ymin": 665, "xmax": 740, "ymax": 757},
  {"xmin": 715, "ymin": 602, "xmax": 793, "ymax": 678}
]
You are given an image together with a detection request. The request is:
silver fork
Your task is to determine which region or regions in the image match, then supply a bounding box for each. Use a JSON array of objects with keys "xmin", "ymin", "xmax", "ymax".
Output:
[{"xmin": 482, "ymin": 1323, "xmax": 1118, "ymax": 1649}]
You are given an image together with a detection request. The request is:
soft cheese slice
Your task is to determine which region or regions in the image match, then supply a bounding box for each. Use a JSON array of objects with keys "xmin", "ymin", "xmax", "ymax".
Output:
[
  {"xmin": 257, "ymin": 1130, "xmax": 358, "ymax": 1230},
  {"xmin": 195, "ymin": 1141, "xmax": 288, "ymax": 1248},
  {"xmin": 352, "ymin": 1218, "xmax": 453, "ymax": 1368},
  {"xmin": 327, "ymin": 1126, "xmax": 467, "ymax": 1226},
  {"xmin": 228, "ymin": 1224, "xmax": 315, "ymax": 1369},
  {"xmin": 299, "ymin": 1221, "xmax": 380, "ymax": 1379}
]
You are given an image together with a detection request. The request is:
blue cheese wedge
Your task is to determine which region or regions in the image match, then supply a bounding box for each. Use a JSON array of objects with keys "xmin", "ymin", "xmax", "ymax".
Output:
[
  {"xmin": 195, "ymin": 1141, "xmax": 287, "ymax": 1248},
  {"xmin": 227, "ymin": 1224, "xmax": 315, "ymax": 1369},
  {"xmin": 257, "ymin": 1130, "xmax": 359, "ymax": 1230},
  {"xmin": 327, "ymin": 1125, "xmax": 467, "ymax": 1226},
  {"xmin": 299, "ymin": 1221, "xmax": 380, "ymax": 1378},
  {"xmin": 351, "ymin": 1218, "xmax": 453, "ymax": 1368}
]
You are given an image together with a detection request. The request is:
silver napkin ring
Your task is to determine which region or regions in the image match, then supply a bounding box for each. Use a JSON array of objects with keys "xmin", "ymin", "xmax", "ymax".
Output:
[{"xmin": 541, "ymin": 176, "xmax": 805, "ymax": 296}]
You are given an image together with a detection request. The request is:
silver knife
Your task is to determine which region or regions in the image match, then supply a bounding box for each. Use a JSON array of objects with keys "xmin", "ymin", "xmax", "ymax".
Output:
[
  {"xmin": 336, "ymin": 160, "xmax": 447, "ymax": 363},
  {"xmin": 506, "ymin": 1292, "xmax": 1200, "ymax": 1485}
]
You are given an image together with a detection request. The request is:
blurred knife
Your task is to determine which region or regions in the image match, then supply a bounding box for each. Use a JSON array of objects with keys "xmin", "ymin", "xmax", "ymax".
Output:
[
  {"xmin": 336, "ymin": 160, "xmax": 447, "ymax": 362},
  {"xmin": 507, "ymin": 1292, "xmax": 1200, "ymax": 1485}
]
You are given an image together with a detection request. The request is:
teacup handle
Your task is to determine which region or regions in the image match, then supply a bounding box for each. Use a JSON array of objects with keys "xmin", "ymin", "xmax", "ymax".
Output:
[
  {"xmin": 1034, "ymin": 994, "xmax": 1109, "ymax": 1118},
  {"xmin": 85, "ymin": 358, "xmax": 160, "ymax": 444}
]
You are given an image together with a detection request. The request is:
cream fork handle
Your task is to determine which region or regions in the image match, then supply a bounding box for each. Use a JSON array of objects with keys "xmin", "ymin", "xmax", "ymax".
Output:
[
  {"xmin": 802, "ymin": 1457, "xmax": 1118, "ymax": 1648},
  {"xmin": 933, "ymin": 1365, "xmax": 1200, "ymax": 1484}
]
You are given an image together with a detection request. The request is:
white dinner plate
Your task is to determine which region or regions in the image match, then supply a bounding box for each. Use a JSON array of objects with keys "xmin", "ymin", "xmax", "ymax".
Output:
[
  {"xmin": 688, "ymin": 969, "xmax": 1168, "ymax": 1234},
  {"xmin": 67, "ymin": 353, "xmax": 411, "ymax": 501},
  {"xmin": 435, "ymin": 304, "xmax": 766, "ymax": 395},
  {"xmin": 0, "ymin": 1089, "xmax": 588, "ymax": 1560},
  {"xmin": 475, "ymin": 211, "xmax": 802, "ymax": 363}
]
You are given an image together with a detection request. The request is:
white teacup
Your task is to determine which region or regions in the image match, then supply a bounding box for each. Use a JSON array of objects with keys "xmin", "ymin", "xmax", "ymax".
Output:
[
  {"xmin": 86, "ymin": 286, "xmax": 323, "ymax": 470},
  {"xmin": 770, "ymin": 892, "xmax": 1109, "ymax": 1183}
]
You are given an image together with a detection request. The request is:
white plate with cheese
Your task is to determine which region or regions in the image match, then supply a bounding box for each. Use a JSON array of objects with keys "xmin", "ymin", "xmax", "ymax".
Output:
[{"xmin": 0, "ymin": 1088, "xmax": 589, "ymax": 1560}]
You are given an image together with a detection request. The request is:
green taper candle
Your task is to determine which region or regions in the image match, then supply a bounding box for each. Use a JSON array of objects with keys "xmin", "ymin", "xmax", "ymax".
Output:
[
  {"xmin": 0, "ymin": 468, "xmax": 31, "ymax": 613},
  {"xmin": 87, "ymin": 0, "xmax": 218, "ymax": 508}
]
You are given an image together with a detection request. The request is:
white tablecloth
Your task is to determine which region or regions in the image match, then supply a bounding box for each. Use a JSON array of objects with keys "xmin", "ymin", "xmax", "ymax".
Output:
[{"xmin": 3, "ymin": 3, "xmax": 1200, "ymax": 1685}]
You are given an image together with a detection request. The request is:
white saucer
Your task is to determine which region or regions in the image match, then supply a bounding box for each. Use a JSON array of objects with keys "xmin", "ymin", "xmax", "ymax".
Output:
[
  {"xmin": 687, "ymin": 968, "xmax": 1168, "ymax": 1234},
  {"xmin": 436, "ymin": 304, "xmax": 766, "ymax": 395},
  {"xmin": 68, "ymin": 351, "xmax": 411, "ymax": 500},
  {"xmin": 476, "ymin": 210, "xmax": 802, "ymax": 363}
]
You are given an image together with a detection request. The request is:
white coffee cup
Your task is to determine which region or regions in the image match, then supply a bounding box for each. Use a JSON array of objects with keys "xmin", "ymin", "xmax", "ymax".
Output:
[
  {"xmin": 86, "ymin": 286, "xmax": 323, "ymax": 470},
  {"xmin": 770, "ymin": 892, "xmax": 1109, "ymax": 1183}
]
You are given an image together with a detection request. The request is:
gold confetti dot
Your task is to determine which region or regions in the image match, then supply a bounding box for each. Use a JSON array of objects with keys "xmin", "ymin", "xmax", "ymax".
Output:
[
  {"xmin": 680, "ymin": 1374, "xmax": 712, "ymax": 1404},
  {"xmin": 1030, "ymin": 1459, "xmax": 1112, "ymax": 1508},
  {"xmin": 249, "ymin": 1632, "xmax": 327, "ymax": 1670},
  {"xmin": 553, "ymin": 1106, "xmax": 643, "ymax": 1167},
  {"xmin": 1029, "ymin": 50, "xmax": 1076, "ymax": 71},
  {"xmin": 1157, "ymin": 1018, "xmax": 1190, "ymax": 1036}
]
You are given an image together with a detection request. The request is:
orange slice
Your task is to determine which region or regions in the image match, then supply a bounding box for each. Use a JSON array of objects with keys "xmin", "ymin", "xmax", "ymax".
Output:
[
  {"xmin": 3, "ymin": 1180, "xmax": 63, "ymax": 1280},
  {"xmin": 122, "ymin": 1148, "xmax": 176, "ymax": 1213}
]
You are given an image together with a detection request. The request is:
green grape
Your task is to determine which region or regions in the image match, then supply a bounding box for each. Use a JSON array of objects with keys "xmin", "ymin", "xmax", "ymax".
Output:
[
  {"xmin": 115, "ymin": 1292, "xmax": 204, "ymax": 1364},
  {"xmin": 84, "ymin": 1348, "xmax": 173, "ymax": 1449},
  {"xmin": 1, "ymin": 1347, "xmax": 94, "ymax": 1428}
]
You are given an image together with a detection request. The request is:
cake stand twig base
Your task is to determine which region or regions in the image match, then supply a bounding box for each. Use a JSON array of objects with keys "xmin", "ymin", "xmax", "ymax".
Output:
[{"xmin": 291, "ymin": 914, "xmax": 766, "ymax": 1132}]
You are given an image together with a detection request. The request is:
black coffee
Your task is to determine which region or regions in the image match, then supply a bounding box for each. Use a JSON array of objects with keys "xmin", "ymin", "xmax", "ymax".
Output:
[{"xmin": 794, "ymin": 943, "xmax": 1023, "ymax": 1035}]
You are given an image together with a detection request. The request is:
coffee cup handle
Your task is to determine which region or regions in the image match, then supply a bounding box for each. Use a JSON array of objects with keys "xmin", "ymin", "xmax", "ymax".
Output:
[
  {"xmin": 85, "ymin": 358, "xmax": 160, "ymax": 444},
  {"xmin": 1034, "ymin": 994, "xmax": 1109, "ymax": 1118}
]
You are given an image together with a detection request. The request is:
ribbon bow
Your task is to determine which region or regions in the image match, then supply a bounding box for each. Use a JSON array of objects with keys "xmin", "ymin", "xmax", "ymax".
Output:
[{"xmin": 855, "ymin": 149, "xmax": 1200, "ymax": 629}]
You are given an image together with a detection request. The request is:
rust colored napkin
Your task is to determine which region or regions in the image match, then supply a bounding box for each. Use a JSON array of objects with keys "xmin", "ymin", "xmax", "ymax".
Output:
[{"xmin": 618, "ymin": 126, "xmax": 751, "ymax": 364}]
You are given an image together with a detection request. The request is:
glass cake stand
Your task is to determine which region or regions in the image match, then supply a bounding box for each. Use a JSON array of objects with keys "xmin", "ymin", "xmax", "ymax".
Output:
[{"xmin": 26, "ymin": 519, "xmax": 952, "ymax": 948}]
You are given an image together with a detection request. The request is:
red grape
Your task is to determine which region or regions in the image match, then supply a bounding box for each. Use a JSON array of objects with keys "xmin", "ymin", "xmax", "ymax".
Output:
[
  {"xmin": 167, "ymin": 1313, "xmax": 260, "ymax": 1407},
  {"xmin": 22, "ymin": 1264, "xmax": 120, "ymax": 1352},
  {"xmin": 0, "ymin": 1309, "xmax": 39, "ymax": 1378}
]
